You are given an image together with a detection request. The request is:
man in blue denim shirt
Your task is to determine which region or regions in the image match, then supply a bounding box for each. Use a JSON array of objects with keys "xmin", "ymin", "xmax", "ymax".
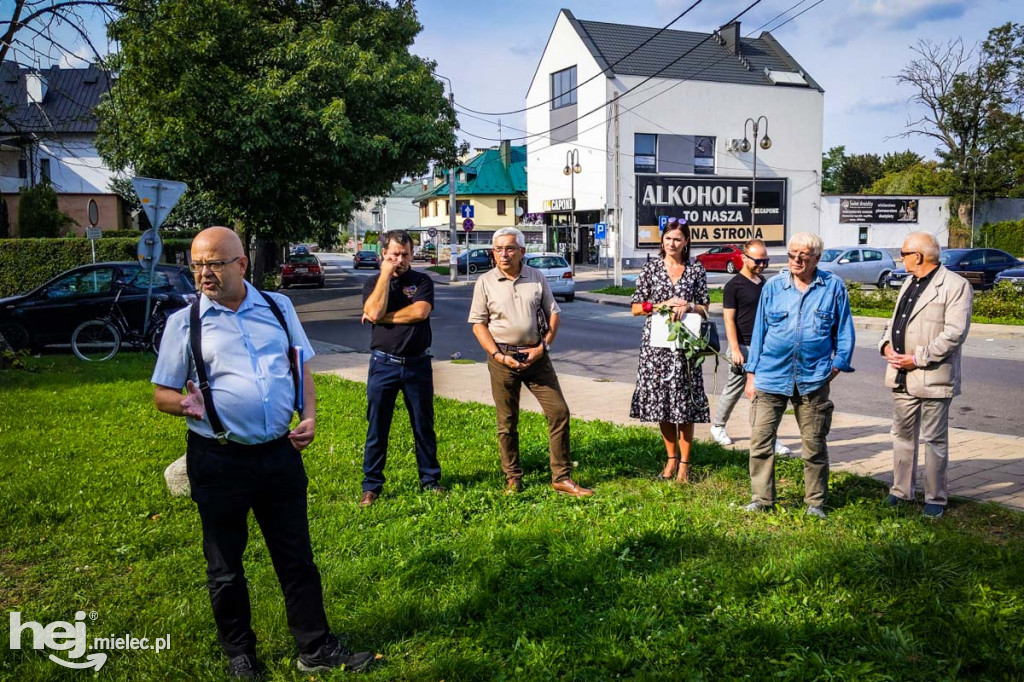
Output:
[{"xmin": 742, "ymin": 232, "xmax": 855, "ymax": 518}]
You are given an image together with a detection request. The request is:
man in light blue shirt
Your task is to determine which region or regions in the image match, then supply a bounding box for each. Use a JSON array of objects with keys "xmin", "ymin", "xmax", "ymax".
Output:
[
  {"xmin": 742, "ymin": 232, "xmax": 855, "ymax": 518},
  {"xmin": 152, "ymin": 226, "xmax": 374, "ymax": 678}
]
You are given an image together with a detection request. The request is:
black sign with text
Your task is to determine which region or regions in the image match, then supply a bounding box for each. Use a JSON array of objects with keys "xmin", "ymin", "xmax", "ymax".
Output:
[{"xmin": 839, "ymin": 197, "xmax": 919, "ymax": 223}]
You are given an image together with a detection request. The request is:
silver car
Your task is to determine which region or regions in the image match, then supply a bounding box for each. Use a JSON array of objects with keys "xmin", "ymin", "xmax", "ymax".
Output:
[
  {"xmin": 525, "ymin": 253, "xmax": 575, "ymax": 301},
  {"xmin": 817, "ymin": 247, "xmax": 896, "ymax": 288}
]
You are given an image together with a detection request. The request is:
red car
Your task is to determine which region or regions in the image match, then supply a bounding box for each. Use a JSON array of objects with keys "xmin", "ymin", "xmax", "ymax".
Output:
[
  {"xmin": 696, "ymin": 244, "xmax": 744, "ymax": 273},
  {"xmin": 280, "ymin": 254, "xmax": 325, "ymax": 288}
]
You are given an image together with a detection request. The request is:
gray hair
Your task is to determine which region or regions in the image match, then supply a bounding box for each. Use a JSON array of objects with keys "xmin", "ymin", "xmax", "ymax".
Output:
[
  {"xmin": 907, "ymin": 231, "xmax": 941, "ymax": 262},
  {"xmin": 492, "ymin": 227, "xmax": 525, "ymax": 248},
  {"xmin": 788, "ymin": 231, "xmax": 823, "ymax": 257}
]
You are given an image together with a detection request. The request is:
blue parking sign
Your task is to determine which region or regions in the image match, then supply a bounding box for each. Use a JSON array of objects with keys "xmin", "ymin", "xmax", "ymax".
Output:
[
  {"xmin": 594, "ymin": 222, "xmax": 607, "ymax": 240},
  {"xmin": 658, "ymin": 215, "xmax": 669, "ymax": 232}
]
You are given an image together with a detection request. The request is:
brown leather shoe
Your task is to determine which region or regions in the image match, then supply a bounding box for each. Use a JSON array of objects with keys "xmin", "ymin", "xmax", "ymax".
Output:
[
  {"xmin": 552, "ymin": 478, "xmax": 594, "ymax": 498},
  {"xmin": 505, "ymin": 479, "xmax": 523, "ymax": 495},
  {"xmin": 359, "ymin": 490, "xmax": 379, "ymax": 508}
]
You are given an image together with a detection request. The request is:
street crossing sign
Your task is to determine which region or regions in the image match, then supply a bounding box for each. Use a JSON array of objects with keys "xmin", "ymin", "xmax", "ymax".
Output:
[{"xmin": 132, "ymin": 177, "xmax": 187, "ymax": 231}]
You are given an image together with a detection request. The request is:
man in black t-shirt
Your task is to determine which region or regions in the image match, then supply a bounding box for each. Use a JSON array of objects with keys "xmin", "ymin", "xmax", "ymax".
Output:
[
  {"xmin": 359, "ymin": 230, "xmax": 442, "ymax": 507},
  {"xmin": 709, "ymin": 239, "xmax": 790, "ymax": 455}
]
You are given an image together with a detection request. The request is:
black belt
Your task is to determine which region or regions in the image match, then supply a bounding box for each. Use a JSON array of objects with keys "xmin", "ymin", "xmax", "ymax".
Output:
[
  {"xmin": 187, "ymin": 430, "xmax": 290, "ymax": 453},
  {"xmin": 496, "ymin": 341, "xmax": 541, "ymax": 353},
  {"xmin": 371, "ymin": 349, "xmax": 431, "ymax": 365}
]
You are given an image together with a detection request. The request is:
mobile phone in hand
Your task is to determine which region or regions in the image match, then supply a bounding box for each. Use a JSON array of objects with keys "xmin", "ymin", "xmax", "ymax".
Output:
[{"xmin": 512, "ymin": 351, "xmax": 529, "ymax": 363}]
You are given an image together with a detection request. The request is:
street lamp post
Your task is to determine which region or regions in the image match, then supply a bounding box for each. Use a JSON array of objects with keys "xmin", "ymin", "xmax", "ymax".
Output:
[
  {"xmin": 739, "ymin": 116, "xmax": 772, "ymax": 230},
  {"xmin": 438, "ymin": 75, "xmax": 458, "ymax": 283},
  {"xmin": 966, "ymin": 153, "xmax": 984, "ymax": 248},
  {"xmin": 563, "ymin": 148, "xmax": 582, "ymax": 273}
]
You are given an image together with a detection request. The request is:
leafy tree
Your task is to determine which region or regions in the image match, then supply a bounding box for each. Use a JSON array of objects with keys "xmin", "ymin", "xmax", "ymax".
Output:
[
  {"xmin": 17, "ymin": 180, "xmax": 76, "ymax": 237},
  {"xmin": 895, "ymin": 22, "xmax": 1024, "ymax": 228},
  {"xmin": 882, "ymin": 150, "xmax": 924, "ymax": 175},
  {"xmin": 868, "ymin": 161, "xmax": 955, "ymax": 196},
  {"xmin": 97, "ymin": 0, "xmax": 458, "ymax": 284},
  {"xmin": 836, "ymin": 153, "xmax": 884, "ymax": 193},
  {"xmin": 821, "ymin": 146, "xmax": 846, "ymax": 193}
]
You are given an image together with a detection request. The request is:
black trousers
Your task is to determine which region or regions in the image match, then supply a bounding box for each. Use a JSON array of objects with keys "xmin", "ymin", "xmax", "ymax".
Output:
[{"xmin": 186, "ymin": 431, "xmax": 330, "ymax": 657}]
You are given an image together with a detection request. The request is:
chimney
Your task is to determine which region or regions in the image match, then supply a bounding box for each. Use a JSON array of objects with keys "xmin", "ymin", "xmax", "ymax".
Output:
[
  {"xmin": 720, "ymin": 21, "xmax": 741, "ymax": 55},
  {"xmin": 26, "ymin": 70, "xmax": 47, "ymax": 104},
  {"xmin": 499, "ymin": 139, "xmax": 511, "ymax": 168}
]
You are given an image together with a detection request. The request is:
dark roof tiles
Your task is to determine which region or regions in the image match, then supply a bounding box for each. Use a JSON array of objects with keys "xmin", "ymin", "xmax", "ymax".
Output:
[{"xmin": 0, "ymin": 61, "xmax": 111, "ymax": 134}]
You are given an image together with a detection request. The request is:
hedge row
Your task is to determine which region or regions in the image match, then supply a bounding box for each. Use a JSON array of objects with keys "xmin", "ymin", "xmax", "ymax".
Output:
[
  {"xmin": 849, "ymin": 281, "xmax": 1024, "ymax": 322},
  {"xmin": 978, "ymin": 219, "xmax": 1024, "ymax": 257},
  {"xmin": 0, "ymin": 238, "xmax": 193, "ymax": 298}
]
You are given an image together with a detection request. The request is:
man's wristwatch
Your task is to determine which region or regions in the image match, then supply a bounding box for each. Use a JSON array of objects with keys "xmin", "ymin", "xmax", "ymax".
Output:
[{"xmin": 543, "ymin": 341, "xmax": 551, "ymax": 352}]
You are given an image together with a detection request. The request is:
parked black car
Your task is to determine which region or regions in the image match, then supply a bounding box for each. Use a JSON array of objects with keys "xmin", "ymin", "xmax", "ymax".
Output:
[
  {"xmin": 887, "ymin": 248, "xmax": 1023, "ymax": 290},
  {"xmin": 995, "ymin": 266, "xmax": 1024, "ymax": 289},
  {"xmin": 0, "ymin": 262, "xmax": 196, "ymax": 352},
  {"xmin": 353, "ymin": 250, "xmax": 380, "ymax": 269}
]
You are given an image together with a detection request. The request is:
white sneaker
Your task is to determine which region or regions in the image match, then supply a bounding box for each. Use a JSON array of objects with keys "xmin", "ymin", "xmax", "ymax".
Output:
[
  {"xmin": 710, "ymin": 425, "xmax": 733, "ymax": 446},
  {"xmin": 774, "ymin": 440, "xmax": 791, "ymax": 455}
]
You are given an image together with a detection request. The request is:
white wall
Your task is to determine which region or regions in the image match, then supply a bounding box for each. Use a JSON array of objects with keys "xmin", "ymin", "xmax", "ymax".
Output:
[
  {"xmin": 524, "ymin": 12, "xmax": 825, "ymax": 265},
  {"xmin": 39, "ymin": 136, "xmax": 116, "ymax": 194},
  {"xmin": 819, "ymin": 195, "xmax": 950, "ymax": 249}
]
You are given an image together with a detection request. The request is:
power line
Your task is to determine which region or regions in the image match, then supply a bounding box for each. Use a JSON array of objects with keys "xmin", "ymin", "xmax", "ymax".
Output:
[{"xmin": 453, "ymin": 0, "xmax": 705, "ymax": 117}]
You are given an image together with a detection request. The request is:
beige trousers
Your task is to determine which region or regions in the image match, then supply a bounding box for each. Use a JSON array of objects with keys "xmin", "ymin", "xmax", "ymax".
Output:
[{"xmin": 890, "ymin": 390, "xmax": 952, "ymax": 506}]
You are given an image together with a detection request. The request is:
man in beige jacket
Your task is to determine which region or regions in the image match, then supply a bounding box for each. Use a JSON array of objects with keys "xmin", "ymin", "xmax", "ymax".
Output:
[{"xmin": 879, "ymin": 232, "xmax": 973, "ymax": 518}]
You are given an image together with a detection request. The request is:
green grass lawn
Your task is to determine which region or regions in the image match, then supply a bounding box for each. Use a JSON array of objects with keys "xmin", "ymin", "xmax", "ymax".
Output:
[
  {"xmin": 2, "ymin": 356, "xmax": 1024, "ymax": 680},
  {"xmin": 591, "ymin": 286, "xmax": 724, "ymax": 303}
]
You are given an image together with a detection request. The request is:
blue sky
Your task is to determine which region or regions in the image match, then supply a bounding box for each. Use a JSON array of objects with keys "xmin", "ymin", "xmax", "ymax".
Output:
[
  {"xmin": 10, "ymin": 0, "xmax": 1020, "ymax": 162},
  {"xmin": 412, "ymin": 0, "xmax": 1023, "ymax": 161}
]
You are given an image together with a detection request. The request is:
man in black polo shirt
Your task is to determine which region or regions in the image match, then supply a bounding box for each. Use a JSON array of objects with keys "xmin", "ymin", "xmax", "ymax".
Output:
[
  {"xmin": 709, "ymin": 238, "xmax": 790, "ymax": 456},
  {"xmin": 359, "ymin": 230, "xmax": 442, "ymax": 507}
]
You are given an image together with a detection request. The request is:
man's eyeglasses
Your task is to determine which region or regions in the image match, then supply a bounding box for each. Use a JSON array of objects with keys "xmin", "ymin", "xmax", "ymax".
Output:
[
  {"xmin": 744, "ymin": 254, "xmax": 770, "ymax": 266},
  {"xmin": 189, "ymin": 257, "xmax": 241, "ymax": 273},
  {"xmin": 493, "ymin": 246, "xmax": 520, "ymax": 254},
  {"xmin": 787, "ymin": 252, "xmax": 815, "ymax": 263},
  {"xmin": 900, "ymin": 251, "xmax": 922, "ymax": 259}
]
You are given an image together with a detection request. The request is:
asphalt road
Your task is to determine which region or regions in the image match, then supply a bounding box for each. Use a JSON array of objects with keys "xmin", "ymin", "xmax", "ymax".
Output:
[{"xmin": 286, "ymin": 253, "xmax": 1024, "ymax": 438}]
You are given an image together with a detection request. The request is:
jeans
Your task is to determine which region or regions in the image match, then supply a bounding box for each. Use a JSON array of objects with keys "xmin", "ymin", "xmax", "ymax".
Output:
[
  {"xmin": 486, "ymin": 352, "xmax": 572, "ymax": 483},
  {"xmin": 748, "ymin": 383, "xmax": 834, "ymax": 506},
  {"xmin": 362, "ymin": 350, "xmax": 441, "ymax": 493},
  {"xmin": 186, "ymin": 432, "xmax": 330, "ymax": 657},
  {"xmin": 713, "ymin": 344, "xmax": 748, "ymax": 428}
]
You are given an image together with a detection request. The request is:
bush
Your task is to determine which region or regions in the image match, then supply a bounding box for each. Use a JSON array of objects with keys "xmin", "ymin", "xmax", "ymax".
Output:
[
  {"xmin": 973, "ymin": 281, "xmax": 1024, "ymax": 320},
  {"xmin": 978, "ymin": 219, "xmax": 1024, "ymax": 257},
  {"xmin": 17, "ymin": 181, "xmax": 76, "ymax": 237},
  {"xmin": 847, "ymin": 282, "xmax": 900, "ymax": 311},
  {"xmin": 0, "ymin": 237, "xmax": 193, "ymax": 297}
]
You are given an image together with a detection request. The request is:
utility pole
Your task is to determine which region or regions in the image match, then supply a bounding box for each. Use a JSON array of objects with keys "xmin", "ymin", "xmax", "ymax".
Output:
[
  {"xmin": 439, "ymin": 76, "xmax": 458, "ymax": 283},
  {"xmin": 564, "ymin": 149, "xmax": 581, "ymax": 274},
  {"xmin": 740, "ymin": 116, "xmax": 771, "ymax": 230},
  {"xmin": 613, "ymin": 92, "xmax": 623, "ymax": 287}
]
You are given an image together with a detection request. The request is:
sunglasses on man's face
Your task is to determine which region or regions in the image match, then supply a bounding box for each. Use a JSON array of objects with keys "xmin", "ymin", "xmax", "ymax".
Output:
[{"xmin": 744, "ymin": 254, "xmax": 770, "ymax": 266}]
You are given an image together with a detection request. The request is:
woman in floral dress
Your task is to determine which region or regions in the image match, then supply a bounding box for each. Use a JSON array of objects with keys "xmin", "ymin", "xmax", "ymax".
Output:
[{"xmin": 630, "ymin": 218, "xmax": 711, "ymax": 483}]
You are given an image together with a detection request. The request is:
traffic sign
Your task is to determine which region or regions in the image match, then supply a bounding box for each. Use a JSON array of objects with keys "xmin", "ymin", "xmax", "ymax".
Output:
[
  {"xmin": 460, "ymin": 204, "xmax": 474, "ymax": 219},
  {"xmin": 132, "ymin": 177, "xmax": 188, "ymax": 231},
  {"xmin": 463, "ymin": 218, "xmax": 475, "ymax": 232},
  {"xmin": 427, "ymin": 227, "xmax": 438, "ymax": 237},
  {"xmin": 659, "ymin": 215, "xmax": 669, "ymax": 232},
  {"xmin": 594, "ymin": 222, "xmax": 607, "ymax": 240},
  {"xmin": 137, "ymin": 229, "xmax": 163, "ymax": 265},
  {"xmin": 86, "ymin": 227, "xmax": 103, "ymax": 240}
]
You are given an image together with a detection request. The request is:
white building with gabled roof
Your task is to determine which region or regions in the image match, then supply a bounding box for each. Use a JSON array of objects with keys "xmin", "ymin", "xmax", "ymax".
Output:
[{"xmin": 525, "ymin": 9, "xmax": 825, "ymax": 267}]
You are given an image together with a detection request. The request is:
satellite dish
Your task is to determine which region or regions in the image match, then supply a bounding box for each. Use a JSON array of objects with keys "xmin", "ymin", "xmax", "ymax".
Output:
[{"xmin": 515, "ymin": 205, "xmax": 525, "ymax": 217}]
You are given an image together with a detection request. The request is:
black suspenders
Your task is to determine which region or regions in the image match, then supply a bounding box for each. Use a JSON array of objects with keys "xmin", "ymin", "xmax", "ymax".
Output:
[{"xmin": 189, "ymin": 291, "xmax": 299, "ymax": 444}]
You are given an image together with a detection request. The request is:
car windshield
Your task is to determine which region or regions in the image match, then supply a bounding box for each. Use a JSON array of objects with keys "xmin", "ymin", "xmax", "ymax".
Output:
[
  {"xmin": 527, "ymin": 257, "xmax": 569, "ymax": 269},
  {"xmin": 288, "ymin": 255, "xmax": 318, "ymax": 264},
  {"xmin": 357, "ymin": 251, "xmax": 377, "ymax": 257},
  {"xmin": 939, "ymin": 251, "xmax": 961, "ymax": 265},
  {"xmin": 820, "ymin": 249, "xmax": 842, "ymax": 263}
]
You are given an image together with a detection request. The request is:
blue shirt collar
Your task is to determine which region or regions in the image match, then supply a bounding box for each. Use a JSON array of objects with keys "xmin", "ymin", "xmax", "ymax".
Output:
[
  {"xmin": 199, "ymin": 280, "xmax": 266, "ymax": 317},
  {"xmin": 781, "ymin": 268, "xmax": 825, "ymax": 290}
]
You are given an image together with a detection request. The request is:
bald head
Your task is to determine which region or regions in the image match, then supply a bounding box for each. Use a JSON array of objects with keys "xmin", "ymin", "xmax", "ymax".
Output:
[
  {"xmin": 193, "ymin": 226, "xmax": 245, "ymax": 259},
  {"xmin": 191, "ymin": 226, "xmax": 248, "ymax": 310}
]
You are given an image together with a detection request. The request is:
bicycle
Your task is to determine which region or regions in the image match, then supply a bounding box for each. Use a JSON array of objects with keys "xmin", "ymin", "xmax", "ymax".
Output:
[{"xmin": 71, "ymin": 286, "xmax": 171, "ymax": 361}]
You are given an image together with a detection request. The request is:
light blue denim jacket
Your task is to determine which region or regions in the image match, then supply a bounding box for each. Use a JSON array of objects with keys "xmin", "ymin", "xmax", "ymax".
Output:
[{"xmin": 744, "ymin": 268, "xmax": 855, "ymax": 396}]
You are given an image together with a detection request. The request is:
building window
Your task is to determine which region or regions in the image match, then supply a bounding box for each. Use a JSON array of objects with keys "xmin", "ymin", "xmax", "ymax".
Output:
[
  {"xmin": 432, "ymin": 202, "xmax": 438, "ymax": 217},
  {"xmin": 550, "ymin": 66, "xmax": 577, "ymax": 109},
  {"xmin": 859, "ymin": 226, "xmax": 869, "ymax": 245},
  {"xmin": 445, "ymin": 200, "xmax": 450, "ymax": 216},
  {"xmin": 456, "ymin": 200, "xmax": 469, "ymax": 214},
  {"xmin": 635, "ymin": 134, "xmax": 656, "ymax": 173},
  {"xmin": 18, "ymin": 159, "xmax": 27, "ymax": 178},
  {"xmin": 421, "ymin": 204, "xmax": 428, "ymax": 218},
  {"xmin": 40, "ymin": 158, "xmax": 51, "ymax": 181},
  {"xmin": 694, "ymin": 136, "xmax": 716, "ymax": 175},
  {"xmin": 371, "ymin": 210, "xmax": 381, "ymax": 225},
  {"xmin": 497, "ymin": 199, "xmax": 507, "ymax": 215}
]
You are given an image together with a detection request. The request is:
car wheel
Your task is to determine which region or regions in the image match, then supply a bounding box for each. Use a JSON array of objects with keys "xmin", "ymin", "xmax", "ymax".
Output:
[
  {"xmin": 878, "ymin": 271, "xmax": 891, "ymax": 289},
  {"xmin": 726, "ymin": 261, "xmax": 736, "ymax": 274},
  {"xmin": 0, "ymin": 322, "xmax": 32, "ymax": 351},
  {"xmin": 469, "ymin": 263, "xmax": 479, "ymax": 274},
  {"xmin": 563, "ymin": 293, "xmax": 575, "ymax": 302}
]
